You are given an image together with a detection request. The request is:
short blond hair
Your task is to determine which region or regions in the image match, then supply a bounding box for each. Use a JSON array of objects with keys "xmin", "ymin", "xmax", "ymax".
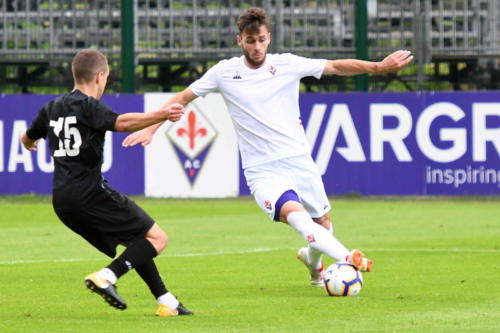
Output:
[{"xmin": 71, "ymin": 49, "xmax": 108, "ymax": 83}]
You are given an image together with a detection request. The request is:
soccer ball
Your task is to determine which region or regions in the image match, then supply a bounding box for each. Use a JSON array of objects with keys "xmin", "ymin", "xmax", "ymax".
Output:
[{"xmin": 323, "ymin": 262, "xmax": 363, "ymax": 296}]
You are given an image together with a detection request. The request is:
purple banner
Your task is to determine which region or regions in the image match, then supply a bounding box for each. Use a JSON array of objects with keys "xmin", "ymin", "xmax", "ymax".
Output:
[
  {"xmin": 298, "ymin": 91, "xmax": 500, "ymax": 195},
  {"xmin": 0, "ymin": 94, "xmax": 144, "ymax": 195},
  {"xmin": 239, "ymin": 92, "xmax": 500, "ymax": 196},
  {"xmin": 2, "ymin": 92, "xmax": 499, "ymax": 196}
]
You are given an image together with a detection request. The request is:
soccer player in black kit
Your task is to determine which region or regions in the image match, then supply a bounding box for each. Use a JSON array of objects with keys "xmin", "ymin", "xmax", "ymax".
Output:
[{"xmin": 21, "ymin": 49, "xmax": 192, "ymax": 317}]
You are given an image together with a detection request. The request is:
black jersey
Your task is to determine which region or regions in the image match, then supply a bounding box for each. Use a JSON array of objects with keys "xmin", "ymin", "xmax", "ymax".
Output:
[{"xmin": 26, "ymin": 90, "xmax": 118, "ymax": 209}]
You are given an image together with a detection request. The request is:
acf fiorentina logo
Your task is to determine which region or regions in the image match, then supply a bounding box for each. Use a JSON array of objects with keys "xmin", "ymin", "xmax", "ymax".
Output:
[{"xmin": 166, "ymin": 103, "xmax": 217, "ymax": 185}]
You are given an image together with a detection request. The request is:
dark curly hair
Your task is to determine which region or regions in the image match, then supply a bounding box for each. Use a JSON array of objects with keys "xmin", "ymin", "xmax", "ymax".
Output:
[{"xmin": 236, "ymin": 7, "xmax": 270, "ymax": 34}]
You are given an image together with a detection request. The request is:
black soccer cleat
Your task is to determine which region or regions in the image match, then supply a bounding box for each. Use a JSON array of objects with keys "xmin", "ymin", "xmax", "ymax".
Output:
[
  {"xmin": 176, "ymin": 302, "xmax": 194, "ymax": 315},
  {"xmin": 84, "ymin": 272, "xmax": 127, "ymax": 310}
]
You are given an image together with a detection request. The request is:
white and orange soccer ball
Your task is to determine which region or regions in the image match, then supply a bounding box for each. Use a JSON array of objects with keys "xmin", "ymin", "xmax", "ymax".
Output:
[{"xmin": 323, "ymin": 262, "xmax": 363, "ymax": 296}]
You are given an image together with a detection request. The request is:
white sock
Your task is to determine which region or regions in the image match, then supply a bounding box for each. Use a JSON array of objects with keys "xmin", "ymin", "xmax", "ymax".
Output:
[
  {"xmin": 307, "ymin": 246, "xmax": 323, "ymax": 270},
  {"xmin": 307, "ymin": 224, "xmax": 333, "ymax": 269},
  {"xmin": 98, "ymin": 268, "xmax": 117, "ymax": 285},
  {"xmin": 157, "ymin": 292, "xmax": 179, "ymax": 309},
  {"xmin": 287, "ymin": 211, "xmax": 349, "ymax": 262}
]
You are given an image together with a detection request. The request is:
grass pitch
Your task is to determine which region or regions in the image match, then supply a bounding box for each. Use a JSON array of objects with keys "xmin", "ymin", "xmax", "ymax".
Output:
[{"xmin": 0, "ymin": 196, "xmax": 499, "ymax": 333}]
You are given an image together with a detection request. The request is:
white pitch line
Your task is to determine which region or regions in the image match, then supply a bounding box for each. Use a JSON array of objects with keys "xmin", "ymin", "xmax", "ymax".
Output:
[
  {"xmin": 0, "ymin": 247, "xmax": 498, "ymax": 265},
  {"xmin": 0, "ymin": 247, "xmax": 288, "ymax": 265},
  {"xmin": 366, "ymin": 248, "xmax": 500, "ymax": 254}
]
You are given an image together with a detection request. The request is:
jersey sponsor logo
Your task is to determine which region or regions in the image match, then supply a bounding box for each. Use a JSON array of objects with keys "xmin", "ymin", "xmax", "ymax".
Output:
[
  {"xmin": 166, "ymin": 104, "xmax": 217, "ymax": 186},
  {"xmin": 268, "ymin": 65, "xmax": 276, "ymax": 76}
]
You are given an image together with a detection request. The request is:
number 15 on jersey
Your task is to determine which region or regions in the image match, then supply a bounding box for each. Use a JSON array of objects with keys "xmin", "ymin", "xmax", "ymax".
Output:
[{"xmin": 49, "ymin": 116, "xmax": 82, "ymax": 157}]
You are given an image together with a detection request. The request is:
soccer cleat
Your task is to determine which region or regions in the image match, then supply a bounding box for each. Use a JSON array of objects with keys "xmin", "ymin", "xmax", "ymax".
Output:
[
  {"xmin": 176, "ymin": 302, "xmax": 194, "ymax": 315},
  {"xmin": 346, "ymin": 249, "xmax": 373, "ymax": 272},
  {"xmin": 84, "ymin": 272, "xmax": 127, "ymax": 310},
  {"xmin": 155, "ymin": 304, "xmax": 178, "ymax": 317},
  {"xmin": 297, "ymin": 247, "xmax": 324, "ymax": 287},
  {"xmin": 155, "ymin": 302, "xmax": 194, "ymax": 317}
]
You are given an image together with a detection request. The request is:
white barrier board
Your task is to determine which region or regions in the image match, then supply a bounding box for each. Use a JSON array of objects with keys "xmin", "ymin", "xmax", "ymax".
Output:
[{"xmin": 144, "ymin": 93, "xmax": 239, "ymax": 197}]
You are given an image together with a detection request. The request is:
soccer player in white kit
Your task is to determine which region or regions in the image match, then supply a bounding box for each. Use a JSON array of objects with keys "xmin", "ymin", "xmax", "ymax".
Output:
[{"xmin": 123, "ymin": 8, "xmax": 413, "ymax": 286}]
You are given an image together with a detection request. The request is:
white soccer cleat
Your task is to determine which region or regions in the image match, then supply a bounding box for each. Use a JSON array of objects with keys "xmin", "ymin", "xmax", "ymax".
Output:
[
  {"xmin": 297, "ymin": 247, "xmax": 324, "ymax": 287},
  {"xmin": 346, "ymin": 249, "xmax": 373, "ymax": 272}
]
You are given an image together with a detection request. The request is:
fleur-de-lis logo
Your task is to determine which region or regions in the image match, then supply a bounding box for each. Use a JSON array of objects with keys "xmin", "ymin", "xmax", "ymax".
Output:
[
  {"xmin": 166, "ymin": 103, "xmax": 217, "ymax": 186},
  {"xmin": 176, "ymin": 110, "xmax": 207, "ymax": 150}
]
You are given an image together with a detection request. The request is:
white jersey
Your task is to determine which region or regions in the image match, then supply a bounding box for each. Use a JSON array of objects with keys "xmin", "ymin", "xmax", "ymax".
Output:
[{"xmin": 189, "ymin": 53, "xmax": 327, "ymax": 169}]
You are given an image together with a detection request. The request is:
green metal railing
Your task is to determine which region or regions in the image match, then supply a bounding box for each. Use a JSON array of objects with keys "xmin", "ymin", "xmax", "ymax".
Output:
[{"xmin": 1, "ymin": 0, "xmax": 500, "ymax": 92}]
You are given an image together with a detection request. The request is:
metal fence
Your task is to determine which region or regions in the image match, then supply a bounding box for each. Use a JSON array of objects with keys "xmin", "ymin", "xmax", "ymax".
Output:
[
  {"xmin": 135, "ymin": 0, "xmax": 358, "ymax": 60},
  {"xmin": 1, "ymin": 0, "xmax": 499, "ymax": 75},
  {"xmin": 0, "ymin": 0, "xmax": 121, "ymax": 62},
  {"xmin": 369, "ymin": 0, "xmax": 500, "ymax": 60}
]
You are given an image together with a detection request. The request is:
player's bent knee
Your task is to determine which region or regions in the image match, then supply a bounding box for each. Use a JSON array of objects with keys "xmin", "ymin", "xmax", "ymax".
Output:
[
  {"xmin": 145, "ymin": 224, "xmax": 168, "ymax": 254},
  {"xmin": 275, "ymin": 190, "xmax": 304, "ymax": 222},
  {"xmin": 280, "ymin": 202, "xmax": 307, "ymax": 222},
  {"xmin": 155, "ymin": 230, "xmax": 168, "ymax": 253},
  {"xmin": 162, "ymin": 232, "xmax": 169, "ymax": 249},
  {"xmin": 313, "ymin": 214, "xmax": 331, "ymax": 230},
  {"xmin": 147, "ymin": 233, "xmax": 167, "ymax": 254}
]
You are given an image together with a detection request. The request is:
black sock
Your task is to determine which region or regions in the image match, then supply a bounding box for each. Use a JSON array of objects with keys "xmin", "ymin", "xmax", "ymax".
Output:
[
  {"xmin": 107, "ymin": 238, "xmax": 157, "ymax": 279},
  {"xmin": 135, "ymin": 259, "xmax": 168, "ymax": 299}
]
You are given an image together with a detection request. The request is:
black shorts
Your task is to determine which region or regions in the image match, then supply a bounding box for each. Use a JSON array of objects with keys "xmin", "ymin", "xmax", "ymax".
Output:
[{"xmin": 54, "ymin": 182, "xmax": 155, "ymax": 258}]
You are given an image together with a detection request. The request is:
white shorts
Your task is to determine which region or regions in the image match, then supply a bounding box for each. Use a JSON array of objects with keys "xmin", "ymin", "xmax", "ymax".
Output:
[{"xmin": 244, "ymin": 155, "xmax": 331, "ymax": 221}]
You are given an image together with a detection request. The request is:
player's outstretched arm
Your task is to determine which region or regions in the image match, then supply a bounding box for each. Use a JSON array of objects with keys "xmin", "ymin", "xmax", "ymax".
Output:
[
  {"xmin": 20, "ymin": 133, "xmax": 38, "ymax": 152},
  {"xmin": 122, "ymin": 88, "xmax": 198, "ymax": 147},
  {"xmin": 114, "ymin": 103, "xmax": 184, "ymax": 133},
  {"xmin": 323, "ymin": 50, "xmax": 413, "ymax": 76}
]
